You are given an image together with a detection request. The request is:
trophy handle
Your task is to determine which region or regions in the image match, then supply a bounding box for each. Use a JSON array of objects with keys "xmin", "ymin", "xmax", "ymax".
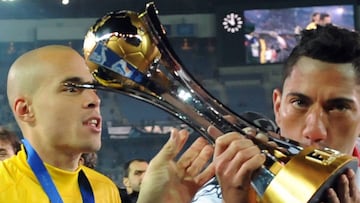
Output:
[{"xmin": 81, "ymin": 2, "xmax": 358, "ymax": 202}]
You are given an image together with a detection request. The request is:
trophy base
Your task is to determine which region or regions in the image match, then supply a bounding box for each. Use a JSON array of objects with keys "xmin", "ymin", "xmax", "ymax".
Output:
[{"xmin": 261, "ymin": 147, "xmax": 358, "ymax": 203}]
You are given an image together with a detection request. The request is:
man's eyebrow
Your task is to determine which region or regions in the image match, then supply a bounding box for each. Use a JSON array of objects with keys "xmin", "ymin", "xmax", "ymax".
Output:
[
  {"xmin": 287, "ymin": 92, "xmax": 355, "ymax": 104},
  {"xmin": 327, "ymin": 97, "xmax": 355, "ymax": 104},
  {"xmin": 286, "ymin": 92, "xmax": 311, "ymax": 101},
  {"xmin": 134, "ymin": 169, "xmax": 146, "ymax": 173},
  {"xmin": 61, "ymin": 77, "xmax": 83, "ymax": 84},
  {"xmin": 61, "ymin": 77, "xmax": 97, "ymax": 84}
]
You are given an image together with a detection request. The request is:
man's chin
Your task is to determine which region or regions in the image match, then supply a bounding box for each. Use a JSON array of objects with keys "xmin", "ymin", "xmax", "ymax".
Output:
[{"xmin": 82, "ymin": 144, "xmax": 101, "ymax": 153}]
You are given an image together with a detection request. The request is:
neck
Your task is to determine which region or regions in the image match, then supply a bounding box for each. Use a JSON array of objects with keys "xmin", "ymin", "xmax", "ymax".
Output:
[
  {"xmin": 126, "ymin": 188, "xmax": 133, "ymax": 194},
  {"xmin": 25, "ymin": 138, "xmax": 81, "ymax": 171}
]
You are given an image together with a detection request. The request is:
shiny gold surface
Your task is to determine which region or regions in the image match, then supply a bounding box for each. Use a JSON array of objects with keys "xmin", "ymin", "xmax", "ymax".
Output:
[
  {"xmin": 83, "ymin": 10, "xmax": 161, "ymax": 74},
  {"xmin": 269, "ymin": 160, "xmax": 283, "ymax": 175},
  {"xmin": 262, "ymin": 147, "xmax": 358, "ymax": 203}
]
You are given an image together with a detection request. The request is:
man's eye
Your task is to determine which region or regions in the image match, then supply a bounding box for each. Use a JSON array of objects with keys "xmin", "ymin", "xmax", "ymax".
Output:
[
  {"xmin": 291, "ymin": 99, "xmax": 308, "ymax": 109},
  {"xmin": 327, "ymin": 103, "xmax": 350, "ymax": 112},
  {"xmin": 134, "ymin": 171, "xmax": 144, "ymax": 176},
  {"xmin": 64, "ymin": 86, "xmax": 80, "ymax": 93}
]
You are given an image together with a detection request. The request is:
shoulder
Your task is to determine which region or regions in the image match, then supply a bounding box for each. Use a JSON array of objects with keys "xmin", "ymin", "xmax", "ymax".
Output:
[
  {"xmin": 0, "ymin": 153, "xmax": 26, "ymax": 179},
  {"xmin": 81, "ymin": 166, "xmax": 117, "ymax": 186},
  {"xmin": 240, "ymin": 111, "xmax": 277, "ymax": 132},
  {"xmin": 306, "ymin": 22, "xmax": 317, "ymax": 30},
  {"xmin": 0, "ymin": 160, "xmax": 14, "ymax": 187},
  {"xmin": 119, "ymin": 187, "xmax": 132, "ymax": 202},
  {"xmin": 0, "ymin": 155, "xmax": 26, "ymax": 193},
  {"xmin": 81, "ymin": 166, "xmax": 121, "ymax": 202},
  {"xmin": 81, "ymin": 166, "xmax": 119, "ymax": 192},
  {"xmin": 118, "ymin": 187, "xmax": 127, "ymax": 196}
]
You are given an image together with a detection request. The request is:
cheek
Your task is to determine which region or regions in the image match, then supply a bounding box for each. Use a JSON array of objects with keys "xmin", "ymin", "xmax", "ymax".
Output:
[
  {"xmin": 35, "ymin": 102, "xmax": 75, "ymax": 130},
  {"xmin": 276, "ymin": 104, "xmax": 291, "ymax": 128},
  {"xmin": 277, "ymin": 110, "xmax": 304, "ymax": 139},
  {"xmin": 330, "ymin": 118, "xmax": 359, "ymax": 141},
  {"xmin": 8, "ymin": 149, "xmax": 16, "ymax": 157}
]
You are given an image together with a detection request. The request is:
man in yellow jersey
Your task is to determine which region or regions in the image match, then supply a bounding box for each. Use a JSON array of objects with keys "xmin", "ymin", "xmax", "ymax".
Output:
[{"xmin": 0, "ymin": 45, "xmax": 121, "ymax": 202}]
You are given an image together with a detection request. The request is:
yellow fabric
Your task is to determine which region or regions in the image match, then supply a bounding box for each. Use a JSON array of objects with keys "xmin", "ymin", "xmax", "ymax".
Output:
[
  {"xmin": 259, "ymin": 38, "xmax": 267, "ymax": 64},
  {"xmin": 0, "ymin": 147, "xmax": 121, "ymax": 203},
  {"xmin": 306, "ymin": 22, "xmax": 317, "ymax": 30}
]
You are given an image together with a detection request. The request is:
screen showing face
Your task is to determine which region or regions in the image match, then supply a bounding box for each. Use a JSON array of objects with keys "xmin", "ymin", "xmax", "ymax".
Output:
[
  {"xmin": 216, "ymin": 4, "xmax": 355, "ymax": 66},
  {"xmin": 243, "ymin": 5, "xmax": 355, "ymax": 65}
]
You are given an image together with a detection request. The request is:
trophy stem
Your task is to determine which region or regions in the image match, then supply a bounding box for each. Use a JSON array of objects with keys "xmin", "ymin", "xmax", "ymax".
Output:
[{"xmin": 141, "ymin": 2, "xmax": 300, "ymax": 157}]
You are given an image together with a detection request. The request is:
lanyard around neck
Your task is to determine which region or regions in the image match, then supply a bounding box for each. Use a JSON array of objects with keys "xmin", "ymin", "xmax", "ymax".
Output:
[{"xmin": 22, "ymin": 139, "xmax": 94, "ymax": 203}]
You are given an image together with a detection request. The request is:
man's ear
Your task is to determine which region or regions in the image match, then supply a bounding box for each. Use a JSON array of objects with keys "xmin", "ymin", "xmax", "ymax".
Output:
[
  {"xmin": 272, "ymin": 88, "xmax": 282, "ymax": 125},
  {"xmin": 123, "ymin": 177, "xmax": 130, "ymax": 187},
  {"xmin": 14, "ymin": 98, "xmax": 35, "ymax": 122}
]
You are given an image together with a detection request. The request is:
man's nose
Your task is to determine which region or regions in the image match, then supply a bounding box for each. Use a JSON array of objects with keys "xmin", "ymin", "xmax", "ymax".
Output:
[
  {"xmin": 84, "ymin": 89, "xmax": 101, "ymax": 108},
  {"xmin": 303, "ymin": 108, "xmax": 327, "ymax": 144}
]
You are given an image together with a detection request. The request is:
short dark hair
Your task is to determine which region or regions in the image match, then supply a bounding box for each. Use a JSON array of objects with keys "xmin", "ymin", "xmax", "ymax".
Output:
[
  {"xmin": 311, "ymin": 12, "xmax": 319, "ymax": 21},
  {"xmin": 80, "ymin": 152, "xmax": 98, "ymax": 169},
  {"xmin": 123, "ymin": 158, "xmax": 148, "ymax": 177},
  {"xmin": 282, "ymin": 25, "xmax": 360, "ymax": 86},
  {"xmin": 320, "ymin": 13, "xmax": 330, "ymax": 20},
  {"xmin": 0, "ymin": 127, "xmax": 21, "ymax": 154}
]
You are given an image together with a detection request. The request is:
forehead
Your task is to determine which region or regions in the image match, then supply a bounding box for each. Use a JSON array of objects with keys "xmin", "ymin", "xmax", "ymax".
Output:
[
  {"xmin": 42, "ymin": 52, "xmax": 94, "ymax": 84},
  {"xmin": 129, "ymin": 161, "xmax": 148, "ymax": 170},
  {"xmin": 0, "ymin": 139, "xmax": 12, "ymax": 148},
  {"xmin": 284, "ymin": 57, "xmax": 360, "ymax": 96},
  {"xmin": 289, "ymin": 57, "xmax": 355, "ymax": 81}
]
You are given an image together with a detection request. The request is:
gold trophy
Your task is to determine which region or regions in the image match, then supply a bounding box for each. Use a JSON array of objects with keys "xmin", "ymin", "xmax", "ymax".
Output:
[{"xmin": 77, "ymin": 2, "xmax": 358, "ymax": 202}]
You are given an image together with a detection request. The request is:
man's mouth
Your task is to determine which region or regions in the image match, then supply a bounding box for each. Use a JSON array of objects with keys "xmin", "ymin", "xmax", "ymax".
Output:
[{"xmin": 84, "ymin": 117, "xmax": 102, "ymax": 132}]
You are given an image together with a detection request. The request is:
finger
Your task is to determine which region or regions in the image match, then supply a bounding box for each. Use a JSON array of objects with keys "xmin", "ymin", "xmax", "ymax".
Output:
[
  {"xmin": 217, "ymin": 144, "xmax": 261, "ymax": 177},
  {"xmin": 337, "ymin": 174, "xmax": 350, "ymax": 202},
  {"xmin": 213, "ymin": 132, "xmax": 245, "ymax": 157},
  {"xmin": 242, "ymin": 127, "xmax": 256, "ymax": 137},
  {"xmin": 214, "ymin": 138, "xmax": 255, "ymax": 174},
  {"xmin": 255, "ymin": 132, "xmax": 269, "ymax": 142},
  {"xmin": 177, "ymin": 136, "xmax": 210, "ymax": 170},
  {"xmin": 207, "ymin": 125, "xmax": 223, "ymax": 139},
  {"xmin": 242, "ymin": 128, "xmax": 271, "ymax": 143},
  {"xmin": 233, "ymin": 153, "xmax": 266, "ymax": 186},
  {"xmin": 151, "ymin": 128, "xmax": 188, "ymax": 166},
  {"xmin": 185, "ymin": 144, "xmax": 214, "ymax": 177},
  {"xmin": 194, "ymin": 162, "xmax": 216, "ymax": 187},
  {"xmin": 345, "ymin": 169, "xmax": 358, "ymax": 198},
  {"xmin": 223, "ymin": 115, "xmax": 237, "ymax": 124},
  {"xmin": 174, "ymin": 129, "xmax": 190, "ymax": 155},
  {"xmin": 268, "ymin": 131, "xmax": 281, "ymax": 139},
  {"xmin": 327, "ymin": 188, "xmax": 340, "ymax": 203},
  {"xmin": 267, "ymin": 141, "xmax": 278, "ymax": 148}
]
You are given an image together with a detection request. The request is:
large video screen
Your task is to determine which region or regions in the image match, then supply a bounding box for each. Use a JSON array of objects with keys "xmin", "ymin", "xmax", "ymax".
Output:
[{"xmin": 216, "ymin": 3, "xmax": 356, "ymax": 66}]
